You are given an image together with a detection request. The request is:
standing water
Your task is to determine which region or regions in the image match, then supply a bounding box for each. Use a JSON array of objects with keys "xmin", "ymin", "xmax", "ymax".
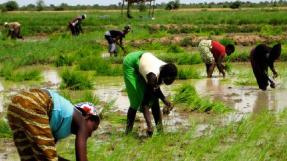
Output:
[
  {"xmin": 195, "ymin": 78, "xmax": 287, "ymax": 113},
  {"xmin": 42, "ymin": 70, "xmax": 61, "ymax": 88}
]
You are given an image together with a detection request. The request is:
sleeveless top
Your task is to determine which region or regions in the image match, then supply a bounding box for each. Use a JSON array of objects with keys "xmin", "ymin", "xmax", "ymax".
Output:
[
  {"xmin": 48, "ymin": 90, "xmax": 74, "ymax": 140},
  {"xmin": 139, "ymin": 52, "xmax": 166, "ymax": 82}
]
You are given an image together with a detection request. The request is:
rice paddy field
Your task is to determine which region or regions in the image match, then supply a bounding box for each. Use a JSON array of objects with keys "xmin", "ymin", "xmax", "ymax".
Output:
[{"xmin": 1, "ymin": 7, "xmax": 287, "ymax": 161}]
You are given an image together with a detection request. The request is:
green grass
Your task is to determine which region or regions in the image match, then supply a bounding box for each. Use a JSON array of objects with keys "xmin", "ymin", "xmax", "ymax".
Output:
[
  {"xmin": 2, "ymin": 9, "xmax": 287, "ymax": 35},
  {"xmin": 60, "ymin": 69, "xmax": 93, "ymax": 90},
  {"xmin": 234, "ymin": 70, "xmax": 257, "ymax": 86},
  {"xmin": 0, "ymin": 119, "xmax": 12, "ymax": 138},
  {"xmin": 56, "ymin": 109, "xmax": 287, "ymax": 161},
  {"xmin": 0, "ymin": 63, "xmax": 41, "ymax": 81},
  {"xmin": 177, "ymin": 66, "xmax": 201, "ymax": 79},
  {"xmin": 157, "ymin": 52, "xmax": 202, "ymax": 65},
  {"xmin": 173, "ymin": 84, "xmax": 230, "ymax": 112}
]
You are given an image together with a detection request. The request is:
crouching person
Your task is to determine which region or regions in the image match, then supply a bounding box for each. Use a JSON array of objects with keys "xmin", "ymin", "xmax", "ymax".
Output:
[
  {"xmin": 123, "ymin": 51, "xmax": 177, "ymax": 136},
  {"xmin": 4, "ymin": 22, "xmax": 23, "ymax": 39},
  {"xmin": 7, "ymin": 88, "xmax": 100, "ymax": 161},
  {"xmin": 250, "ymin": 43, "xmax": 281, "ymax": 90}
]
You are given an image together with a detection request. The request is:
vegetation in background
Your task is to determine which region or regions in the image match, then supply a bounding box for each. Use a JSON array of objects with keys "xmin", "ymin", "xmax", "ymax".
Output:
[
  {"xmin": 2, "ymin": 1, "xmax": 18, "ymax": 11},
  {"xmin": 165, "ymin": 0, "xmax": 180, "ymax": 10}
]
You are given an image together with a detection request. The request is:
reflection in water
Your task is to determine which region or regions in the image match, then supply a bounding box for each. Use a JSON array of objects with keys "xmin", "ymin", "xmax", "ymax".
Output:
[
  {"xmin": 195, "ymin": 78, "xmax": 287, "ymax": 113},
  {"xmin": 42, "ymin": 70, "xmax": 61, "ymax": 87},
  {"xmin": 94, "ymin": 86, "xmax": 129, "ymax": 113},
  {"xmin": 94, "ymin": 85, "xmax": 189, "ymax": 132}
]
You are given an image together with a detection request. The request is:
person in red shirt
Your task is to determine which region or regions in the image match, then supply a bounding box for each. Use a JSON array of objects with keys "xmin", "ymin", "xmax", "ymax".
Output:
[{"xmin": 198, "ymin": 40, "xmax": 235, "ymax": 78}]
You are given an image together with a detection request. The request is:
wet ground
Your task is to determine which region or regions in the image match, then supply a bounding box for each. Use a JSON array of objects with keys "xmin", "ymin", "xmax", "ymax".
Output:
[
  {"xmin": 0, "ymin": 63, "xmax": 286, "ymax": 160},
  {"xmin": 195, "ymin": 78, "xmax": 287, "ymax": 113}
]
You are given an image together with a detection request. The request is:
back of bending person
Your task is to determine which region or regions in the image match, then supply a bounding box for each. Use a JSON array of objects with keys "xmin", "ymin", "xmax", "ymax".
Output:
[
  {"xmin": 69, "ymin": 14, "xmax": 86, "ymax": 36},
  {"xmin": 4, "ymin": 22, "xmax": 23, "ymax": 39},
  {"xmin": 250, "ymin": 43, "xmax": 281, "ymax": 90},
  {"xmin": 104, "ymin": 25, "xmax": 131, "ymax": 57},
  {"xmin": 123, "ymin": 51, "xmax": 177, "ymax": 136},
  {"xmin": 198, "ymin": 40, "xmax": 235, "ymax": 78},
  {"xmin": 7, "ymin": 88, "xmax": 100, "ymax": 161}
]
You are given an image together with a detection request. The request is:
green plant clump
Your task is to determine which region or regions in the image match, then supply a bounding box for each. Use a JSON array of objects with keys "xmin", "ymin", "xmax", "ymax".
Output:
[
  {"xmin": 60, "ymin": 69, "xmax": 93, "ymax": 90},
  {"xmin": 173, "ymin": 84, "xmax": 229, "ymax": 112}
]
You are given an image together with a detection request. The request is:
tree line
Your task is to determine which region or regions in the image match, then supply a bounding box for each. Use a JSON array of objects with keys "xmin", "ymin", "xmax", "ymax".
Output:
[{"xmin": 1, "ymin": 0, "xmax": 287, "ymax": 12}]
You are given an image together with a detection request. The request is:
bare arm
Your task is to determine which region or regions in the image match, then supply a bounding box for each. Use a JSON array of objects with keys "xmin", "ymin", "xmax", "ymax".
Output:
[
  {"xmin": 215, "ymin": 56, "xmax": 226, "ymax": 77},
  {"xmin": 73, "ymin": 111, "xmax": 89, "ymax": 161},
  {"xmin": 269, "ymin": 62, "xmax": 278, "ymax": 78},
  {"xmin": 146, "ymin": 72, "xmax": 171, "ymax": 106}
]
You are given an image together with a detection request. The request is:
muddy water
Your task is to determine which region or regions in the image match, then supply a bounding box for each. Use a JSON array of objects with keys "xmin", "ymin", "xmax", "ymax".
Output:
[
  {"xmin": 94, "ymin": 85, "xmax": 129, "ymax": 113},
  {"xmin": 0, "ymin": 139, "xmax": 19, "ymax": 161},
  {"xmin": 195, "ymin": 78, "xmax": 287, "ymax": 113},
  {"xmin": 94, "ymin": 84, "xmax": 190, "ymax": 132},
  {"xmin": 42, "ymin": 70, "xmax": 61, "ymax": 88}
]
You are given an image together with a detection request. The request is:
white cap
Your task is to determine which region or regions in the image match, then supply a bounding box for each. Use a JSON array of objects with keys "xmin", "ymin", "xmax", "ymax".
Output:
[{"xmin": 4, "ymin": 22, "xmax": 8, "ymax": 26}]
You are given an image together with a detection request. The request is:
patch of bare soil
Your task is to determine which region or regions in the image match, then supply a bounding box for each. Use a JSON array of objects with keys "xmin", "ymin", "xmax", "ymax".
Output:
[{"xmin": 128, "ymin": 33, "xmax": 286, "ymax": 47}]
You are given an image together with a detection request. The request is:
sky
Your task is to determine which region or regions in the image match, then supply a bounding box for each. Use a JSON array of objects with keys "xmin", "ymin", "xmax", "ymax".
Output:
[{"xmin": 0, "ymin": 0, "xmax": 264, "ymax": 6}]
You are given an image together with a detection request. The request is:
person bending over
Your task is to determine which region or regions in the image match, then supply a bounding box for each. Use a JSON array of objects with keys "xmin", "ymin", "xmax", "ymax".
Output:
[
  {"xmin": 198, "ymin": 40, "xmax": 235, "ymax": 78},
  {"xmin": 123, "ymin": 51, "xmax": 177, "ymax": 136},
  {"xmin": 250, "ymin": 43, "xmax": 281, "ymax": 90},
  {"xmin": 7, "ymin": 88, "xmax": 100, "ymax": 161}
]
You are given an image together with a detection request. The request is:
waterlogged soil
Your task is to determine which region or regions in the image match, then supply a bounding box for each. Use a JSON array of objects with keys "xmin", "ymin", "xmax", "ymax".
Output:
[
  {"xmin": 0, "ymin": 139, "xmax": 19, "ymax": 161},
  {"xmin": 0, "ymin": 63, "xmax": 287, "ymax": 160},
  {"xmin": 195, "ymin": 78, "xmax": 287, "ymax": 113}
]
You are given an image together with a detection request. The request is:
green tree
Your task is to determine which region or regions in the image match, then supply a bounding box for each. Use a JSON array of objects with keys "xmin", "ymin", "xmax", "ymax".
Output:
[
  {"xmin": 138, "ymin": 2, "xmax": 147, "ymax": 12},
  {"xmin": 4, "ymin": 1, "xmax": 18, "ymax": 11},
  {"xmin": 36, "ymin": 0, "xmax": 45, "ymax": 11},
  {"xmin": 165, "ymin": 0, "xmax": 180, "ymax": 10},
  {"xmin": 230, "ymin": 1, "xmax": 241, "ymax": 9}
]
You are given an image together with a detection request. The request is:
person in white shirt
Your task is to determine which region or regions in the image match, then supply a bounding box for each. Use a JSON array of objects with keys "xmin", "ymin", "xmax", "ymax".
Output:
[{"xmin": 123, "ymin": 51, "xmax": 177, "ymax": 136}]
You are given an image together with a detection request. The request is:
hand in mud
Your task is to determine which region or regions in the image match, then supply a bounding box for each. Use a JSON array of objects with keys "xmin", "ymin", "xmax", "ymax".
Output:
[
  {"xmin": 164, "ymin": 99, "xmax": 171, "ymax": 107},
  {"xmin": 273, "ymin": 72, "xmax": 278, "ymax": 79},
  {"xmin": 163, "ymin": 101, "xmax": 174, "ymax": 115},
  {"xmin": 270, "ymin": 82, "xmax": 276, "ymax": 88},
  {"xmin": 146, "ymin": 129, "xmax": 153, "ymax": 137}
]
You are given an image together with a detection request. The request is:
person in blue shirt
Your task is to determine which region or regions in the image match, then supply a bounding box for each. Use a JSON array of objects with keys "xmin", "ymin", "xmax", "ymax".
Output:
[{"xmin": 7, "ymin": 88, "xmax": 100, "ymax": 161}]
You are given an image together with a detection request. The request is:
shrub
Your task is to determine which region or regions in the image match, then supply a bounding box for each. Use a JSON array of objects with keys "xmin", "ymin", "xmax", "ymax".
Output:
[
  {"xmin": 165, "ymin": 0, "xmax": 180, "ymax": 10},
  {"xmin": 60, "ymin": 69, "xmax": 93, "ymax": 90},
  {"xmin": 138, "ymin": 2, "xmax": 147, "ymax": 12},
  {"xmin": 4, "ymin": 1, "xmax": 18, "ymax": 11},
  {"xmin": 230, "ymin": 1, "xmax": 241, "ymax": 9}
]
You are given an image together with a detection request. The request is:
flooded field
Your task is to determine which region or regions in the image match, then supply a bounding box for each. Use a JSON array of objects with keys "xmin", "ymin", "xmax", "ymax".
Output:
[{"xmin": 0, "ymin": 62, "xmax": 286, "ymax": 160}]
